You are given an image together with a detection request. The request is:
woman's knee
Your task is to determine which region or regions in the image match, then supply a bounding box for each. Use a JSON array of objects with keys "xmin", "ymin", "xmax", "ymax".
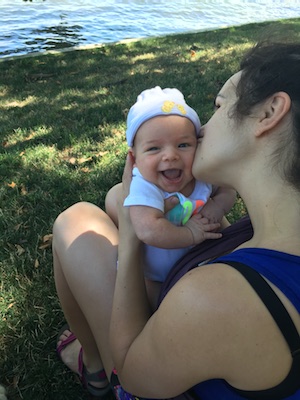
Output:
[
  {"xmin": 53, "ymin": 201, "xmax": 104, "ymax": 240},
  {"xmin": 53, "ymin": 201, "xmax": 118, "ymax": 249},
  {"xmin": 105, "ymin": 183, "xmax": 122, "ymax": 227}
]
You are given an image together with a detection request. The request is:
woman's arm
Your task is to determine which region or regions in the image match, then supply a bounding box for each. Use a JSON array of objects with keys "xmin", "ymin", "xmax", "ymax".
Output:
[
  {"xmin": 109, "ymin": 153, "xmax": 153, "ymax": 371},
  {"xmin": 111, "ymin": 257, "xmax": 293, "ymax": 398}
]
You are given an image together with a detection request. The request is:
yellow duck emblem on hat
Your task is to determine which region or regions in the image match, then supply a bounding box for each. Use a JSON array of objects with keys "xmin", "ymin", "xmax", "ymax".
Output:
[{"xmin": 161, "ymin": 100, "xmax": 187, "ymax": 115}]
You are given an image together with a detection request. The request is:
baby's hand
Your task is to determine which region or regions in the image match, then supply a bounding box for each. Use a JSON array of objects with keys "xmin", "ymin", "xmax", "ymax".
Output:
[
  {"xmin": 185, "ymin": 214, "xmax": 222, "ymax": 245},
  {"xmin": 200, "ymin": 198, "xmax": 225, "ymax": 225}
]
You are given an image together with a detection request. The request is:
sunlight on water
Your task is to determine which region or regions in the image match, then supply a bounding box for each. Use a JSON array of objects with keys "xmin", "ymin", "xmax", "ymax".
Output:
[{"xmin": 1, "ymin": 0, "xmax": 300, "ymax": 58}]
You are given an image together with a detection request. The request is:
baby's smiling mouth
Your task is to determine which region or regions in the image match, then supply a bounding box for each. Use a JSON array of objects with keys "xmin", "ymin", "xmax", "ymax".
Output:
[{"xmin": 161, "ymin": 169, "xmax": 182, "ymax": 181}]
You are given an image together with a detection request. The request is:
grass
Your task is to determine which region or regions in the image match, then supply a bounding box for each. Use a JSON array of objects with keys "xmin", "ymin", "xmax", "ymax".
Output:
[{"xmin": 1, "ymin": 17, "xmax": 300, "ymax": 400}]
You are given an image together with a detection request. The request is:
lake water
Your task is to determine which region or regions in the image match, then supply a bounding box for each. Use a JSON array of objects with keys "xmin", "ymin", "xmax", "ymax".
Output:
[{"xmin": 1, "ymin": 0, "xmax": 300, "ymax": 59}]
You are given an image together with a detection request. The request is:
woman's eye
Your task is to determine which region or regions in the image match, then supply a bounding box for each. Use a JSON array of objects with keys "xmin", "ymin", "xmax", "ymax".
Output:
[{"xmin": 213, "ymin": 97, "xmax": 221, "ymax": 111}]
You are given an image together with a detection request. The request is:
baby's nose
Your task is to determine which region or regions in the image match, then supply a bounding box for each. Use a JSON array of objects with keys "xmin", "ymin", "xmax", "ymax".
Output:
[{"xmin": 162, "ymin": 148, "xmax": 179, "ymax": 161}]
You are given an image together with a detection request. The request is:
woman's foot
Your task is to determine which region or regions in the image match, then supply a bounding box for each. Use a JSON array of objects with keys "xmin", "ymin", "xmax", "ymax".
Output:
[
  {"xmin": 57, "ymin": 328, "xmax": 81, "ymax": 374},
  {"xmin": 56, "ymin": 326, "xmax": 110, "ymax": 394}
]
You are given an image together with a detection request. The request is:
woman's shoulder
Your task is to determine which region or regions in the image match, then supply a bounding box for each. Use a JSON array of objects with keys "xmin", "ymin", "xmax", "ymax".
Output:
[
  {"xmin": 160, "ymin": 262, "xmax": 260, "ymax": 329},
  {"xmin": 215, "ymin": 247, "xmax": 300, "ymax": 310},
  {"xmin": 156, "ymin": 261, "xmax": 295, "ymax": 390}
]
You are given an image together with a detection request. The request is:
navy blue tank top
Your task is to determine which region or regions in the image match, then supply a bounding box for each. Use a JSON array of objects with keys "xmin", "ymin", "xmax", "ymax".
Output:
[{"xmin": 193, "ymin": 248, "xmax": 300, "ymax": 400}]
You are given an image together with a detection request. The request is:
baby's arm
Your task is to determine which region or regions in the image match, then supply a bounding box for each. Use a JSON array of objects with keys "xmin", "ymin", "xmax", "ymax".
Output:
[
  {"xmin": 200, "ymin": 187, "xmax": 236, "ymax": 224},
  {"xmin": 130, "ymin": 205, "xmax": 221, "ymax": 249}
]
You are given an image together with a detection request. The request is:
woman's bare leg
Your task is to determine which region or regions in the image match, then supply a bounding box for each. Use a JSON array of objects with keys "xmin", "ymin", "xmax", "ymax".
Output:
[
  {"xmin": 53, "ymin": 201, "xmax": 118, "ymax": 379},
  {"xmin": 105, "ymin": 183, "xmax": 122, "ymax": 227}
]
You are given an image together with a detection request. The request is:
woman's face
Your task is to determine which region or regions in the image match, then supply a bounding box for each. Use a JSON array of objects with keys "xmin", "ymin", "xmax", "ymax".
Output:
[{"xmin": 192, "ymin": 71, "xmax": 249, "ymax": 186}]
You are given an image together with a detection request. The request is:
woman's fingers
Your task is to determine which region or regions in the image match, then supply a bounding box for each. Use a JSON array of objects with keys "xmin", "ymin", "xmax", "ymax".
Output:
[
  {"xmin": 122, "ymin": 152, "xmax": 134, "ymax": 199},
  {"xmin": 164, "ymin": 196, "xmax": 180, "ymax": 213}
]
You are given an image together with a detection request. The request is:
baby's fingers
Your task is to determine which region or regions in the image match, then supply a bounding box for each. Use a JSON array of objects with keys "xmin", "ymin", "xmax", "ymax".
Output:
[
  {"xmin": 191, "ymin": 214, "xmax": 211, "ymax": 225},
  {"xmin": 203, "ymin": 222, "xmax": 221, "ymax": 232},
  {"xmin": 203, "ymin": 230, "xmax": 222, "ymax": 240}
]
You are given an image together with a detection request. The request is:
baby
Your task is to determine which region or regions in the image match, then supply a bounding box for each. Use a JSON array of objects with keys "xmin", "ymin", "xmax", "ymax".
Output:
[{"xmin": 105, "ymin": 86, "xmax": 236, "ymax": 307}]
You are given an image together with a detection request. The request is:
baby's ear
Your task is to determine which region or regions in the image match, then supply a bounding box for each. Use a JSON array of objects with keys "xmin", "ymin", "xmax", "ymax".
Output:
[{"xmin": 128, "ymin": 148, "xmax": 137, "ymax": 166}]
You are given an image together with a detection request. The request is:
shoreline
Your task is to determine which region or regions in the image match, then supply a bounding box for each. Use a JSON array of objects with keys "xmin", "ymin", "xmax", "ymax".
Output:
[
  {"xmin": 0, "ymin": 19, "xmax": 285, "ymax": 62},
  {"xmin": 0, "ymin": 37, "xmax": 141, "ymax": 62}
]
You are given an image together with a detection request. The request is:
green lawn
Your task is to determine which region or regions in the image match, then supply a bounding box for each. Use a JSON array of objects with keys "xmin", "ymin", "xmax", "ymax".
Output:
[{"xmin": 1, "ymin": 18, "xmax": 300, "ymax": 400}]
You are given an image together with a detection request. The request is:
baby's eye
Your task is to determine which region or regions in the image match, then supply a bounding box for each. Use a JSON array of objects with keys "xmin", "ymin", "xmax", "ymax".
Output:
[
  {"xmin": 178, "ymin": 143, "xmax": 190, "ymax": 148},
  {"xmin": 146, "ymin": 146, "xmax": 159, "ymax": 152}
]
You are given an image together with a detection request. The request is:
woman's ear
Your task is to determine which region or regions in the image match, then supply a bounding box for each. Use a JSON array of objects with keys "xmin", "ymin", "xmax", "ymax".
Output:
[{"xmin": 255, "ymin": 91, "xmax": 291, "ymax": 137}]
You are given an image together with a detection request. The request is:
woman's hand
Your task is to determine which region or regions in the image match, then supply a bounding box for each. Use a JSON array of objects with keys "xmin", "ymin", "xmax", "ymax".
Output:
[
  {"xmin": 164, "ymin": 195, "xmax": 180, "ymax": 214},
  {"xmin": 117, "ymin": 151, "xmax": 138, "ymax": 240},
  {"xmin": 117, "ymin": 151, "xmax": 134, "ymax": 217},
  {"xmin": 121, "ymin": 151, "xmax": 135, "ymax": 201}
]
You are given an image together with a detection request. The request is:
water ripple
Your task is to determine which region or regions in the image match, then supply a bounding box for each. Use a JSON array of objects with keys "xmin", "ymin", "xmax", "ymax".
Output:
[{"xmin": 0, "ymin": 0, "xmax": 300, "ymax": 58}]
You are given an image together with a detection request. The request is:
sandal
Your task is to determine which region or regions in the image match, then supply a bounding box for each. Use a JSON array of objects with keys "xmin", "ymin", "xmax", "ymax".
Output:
[
  {"xmin": 56, "ymin": 323, "xmax": 77, "ymax": 356},
  {"xmin": 56, "ymin": 324, "xmax": 111, "ymax": 398},
  {"xmin": 78, "ymin": 347, "xmax": 111, "ymax": 397}
]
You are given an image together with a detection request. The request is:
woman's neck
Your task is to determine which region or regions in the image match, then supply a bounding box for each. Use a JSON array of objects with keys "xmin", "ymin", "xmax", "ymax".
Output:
[{"xmin": 237, "ymin": 181, "xmax": 300, "ymax": 255}]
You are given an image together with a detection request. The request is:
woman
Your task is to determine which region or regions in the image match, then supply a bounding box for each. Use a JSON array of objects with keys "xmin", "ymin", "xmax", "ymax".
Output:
[{"xmin": 54, "ymin": 40, "xmax": 300, "ymax": 399}]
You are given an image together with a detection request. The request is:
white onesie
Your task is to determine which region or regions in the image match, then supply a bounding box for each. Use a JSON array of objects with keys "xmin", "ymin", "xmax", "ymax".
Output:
[{"xmin": 124, "ymin": 167, "xmax": 212, "ymax": 282}]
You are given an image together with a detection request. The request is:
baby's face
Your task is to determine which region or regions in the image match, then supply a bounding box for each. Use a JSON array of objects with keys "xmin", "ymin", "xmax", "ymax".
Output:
[{"xmin": 132, "ymin": 115, "xmax": 197, "ymax": 196}]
